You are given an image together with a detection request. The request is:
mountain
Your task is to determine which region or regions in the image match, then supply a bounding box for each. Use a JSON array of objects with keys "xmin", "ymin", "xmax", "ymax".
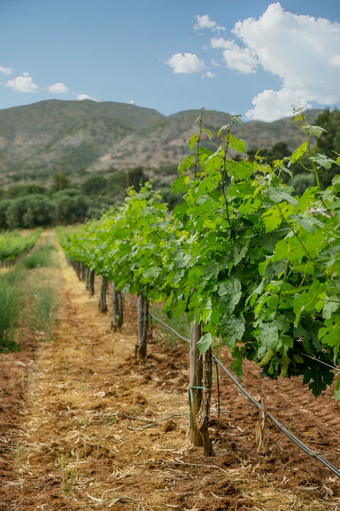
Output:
[{"xmin": 0, "ymin": 100, "xmax": 322, "ymax": 186}]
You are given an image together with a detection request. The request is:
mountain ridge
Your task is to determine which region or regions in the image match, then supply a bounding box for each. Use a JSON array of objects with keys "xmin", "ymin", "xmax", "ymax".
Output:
[{"xmin": 0, "ymin": 99, "xmax": 322, "ymax": 186}]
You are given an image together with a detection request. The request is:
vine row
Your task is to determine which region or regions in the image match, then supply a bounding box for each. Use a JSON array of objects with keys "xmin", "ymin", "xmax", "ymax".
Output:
[{"xmin": 58, "ymin": 111, "xmax": 340, "ymax": 402}]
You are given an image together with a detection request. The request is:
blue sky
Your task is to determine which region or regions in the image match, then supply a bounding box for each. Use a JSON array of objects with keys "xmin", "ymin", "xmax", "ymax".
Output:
[{"xmin": 1, "ymin": 0, "xmax": 340, "ymax": 121}]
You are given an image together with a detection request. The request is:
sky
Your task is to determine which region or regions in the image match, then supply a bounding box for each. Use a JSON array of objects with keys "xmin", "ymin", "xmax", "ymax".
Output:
[{"xmin": 1, "ymin": 0, "xmax": 340, "ymax": 122}]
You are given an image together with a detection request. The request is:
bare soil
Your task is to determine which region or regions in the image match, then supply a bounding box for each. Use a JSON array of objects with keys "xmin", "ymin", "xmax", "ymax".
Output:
[{"xmin": 0, "ymin": 233, "xmax": 339, "ymax": 511}]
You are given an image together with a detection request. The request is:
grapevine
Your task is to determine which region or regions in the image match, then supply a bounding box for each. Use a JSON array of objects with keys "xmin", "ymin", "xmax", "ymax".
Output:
[{"xmin": 58, "ymin": 112, "xmax": 340, "ymax": 400}]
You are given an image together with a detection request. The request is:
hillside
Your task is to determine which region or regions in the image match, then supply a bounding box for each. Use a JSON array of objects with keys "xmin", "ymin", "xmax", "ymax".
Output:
[{"xmin": 0, "ymin": 99, "xmax": 322, "ymax": 186}]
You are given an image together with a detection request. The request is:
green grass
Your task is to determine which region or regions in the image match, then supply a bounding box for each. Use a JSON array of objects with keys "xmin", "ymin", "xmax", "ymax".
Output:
[
  {"xmin": 18, "ymin": 244, "xmax": 56, "ymax": 269},
  {"xmin": 151, "ymin": 306, "xmax": 190, "ymax": 347},
  {"xmin": 0, "ymin": 267, "xmax": 26, "ymax": 286},
  {"xmin": 28, "ymin": 283, "xmax": 57, "ymax": 340},
  {"xmin": 0, "ymin": 235, "xmax": 59, "ymax": 351},
  {"xmin": 0, "ymin": 279, "xmax": 22, "ymax": 352}
]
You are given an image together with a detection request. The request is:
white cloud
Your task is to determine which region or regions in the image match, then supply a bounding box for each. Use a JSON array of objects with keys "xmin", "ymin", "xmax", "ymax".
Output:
[
  {"xmin": 330, "ymin": 55, "xmax": 340, "ymax": 68},
  {"xmin": 194, "ymin": 14, "xmax": 225, "ymax": 33},
  {"xmin": 48, "ymin": 82, "xmax": 68, "ymax": 94},
  {"xmin": 0, "ymin": 66, "xmax": 13, "ymax": 75},
  {"xmin": 211, "ymin": 37, "xmax": 258, "ymax": 74},
  {"xmin": 246, "ymin": 88, "xmax": 312, "ymax": 122},
  {"xmin": 166, "ymin": 52, "xmax": 207, "ymax": 74},
  {"xmin": 5, "ymin": 72, "xmax": 39, "ymax": 93},
  {"xmin": 76, "ymin": 93, "xmax": 99, "ymax": 102},
  {"xmin": 126, "ymin": 100, "xmax": 134, "ymax": 104},
  {"xmin": 205, "ymin": 71, "xmax": 216, "ymax": 79},
  {"xmin": 212, "ymin": 2, "xmax": 340, "ymax": 120}
]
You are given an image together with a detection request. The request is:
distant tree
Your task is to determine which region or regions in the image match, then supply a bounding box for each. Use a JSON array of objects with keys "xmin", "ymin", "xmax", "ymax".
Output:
[
  {"xmin": 53, "ymin": 191, "xmax": 90, "ymax": 225},
  {"xmin": 270, "ymin": 142, "xmax": 291, "ymax": 161},
  {"xmin": 315, "ymin": 108, "xmax": 340, "ymax": 155},
  {"xmin": 6, "ymin": 197, "xmax": 30, "ymax": 229},
  {"xmin": 6, "ymin": 185, "xmax": 28, "ymax": 199},
  {"xmin": 25, "ymin": 184, "xmax": 47, "ymax": 195},
  {"xmin": 127, "ymin": 167, "xmax": 146, "ymax": 191},
  {"xmin": 81, "ymin": 175, "xmax": 107, "ymax": 196},
  {"xmin": 314, "ymin": 108, "xmax": 340, "ymax": 188},
  {"xmin": 86, "ymin": 195, "xmax": 116, "ymax": 219},
  {"xmin": 51, "ymin": 173, "xmax": 72, "ymax": 193},
  {"xmin": 0, "ymin": 200, "xmax": 11, "ymax": 229},
  {"xmin": 23, "ymin": 195, "xmax": 58, "ymax": 228},
  {"xmin": 6, "ymin": 195, "xmax": 57, "ymax": 229},
  {"xmin": 107, "ymin": 170, "xmax": 127, "ymax": 198},
  {"xmin": 291, "ymin": 173, "xmax": 315, "ymax": 196},
  {"xmin": 5, "ymin": 184, "xmax": 47, "ymax": 199},
  {"xmin": 158, "ymin": 185, "xmax": 182, "ymax": 210}
]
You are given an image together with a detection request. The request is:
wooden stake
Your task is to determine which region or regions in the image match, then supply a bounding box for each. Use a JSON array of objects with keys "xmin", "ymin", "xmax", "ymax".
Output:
[
  {"xmin": 112, "ymin": 283, "xmax": 123, "ymax": 332},
  {"xmin": 196, "ymin": 348, "xmax": 213, "ymax": 456},
  {"xmin": 81, "ymin": 264, "xmax": 86, "ymax": 282},
  {"xmin": 189, "ymin": 320, "xmax": 203, "ymax": 447},
  {"xmin": 98, "ymin": 277, "xmax": 108, "ymax": 312},
  {"xmin": 136, "ymin": 293, "xmax": 149, "ymax": 362},
  {"xmin": 87, "ymin": 269, "xmax": 95, "ymax": 295}
]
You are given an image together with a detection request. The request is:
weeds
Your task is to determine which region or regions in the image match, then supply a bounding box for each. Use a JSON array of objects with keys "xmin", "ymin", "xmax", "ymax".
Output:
[
  {"xmin": 0, "ymin": 233, "xmax": 59, "ymax": 351},
  {"xmin": 59, "ymin": 455, "xmax": 76, "ymax": 495},
  {"xmin": 11, "ymin": 443, "xmax": 25, "ymax": 469},
  {"xmin": 0, "ymin": 279, "xmax": 22, "ymax": 352},
  {"xmin": 28, "ymin": 284, "xmax": 57, "ymax": 340},
  {"xmin": 19, "ymin": 244, "xmax": 56, "ymax": 269},
  {"xmin": 151, "ymin": 307, "xmax": 190, "ymax": 347}
]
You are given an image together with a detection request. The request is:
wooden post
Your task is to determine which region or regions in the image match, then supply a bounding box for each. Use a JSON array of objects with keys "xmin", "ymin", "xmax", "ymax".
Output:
[
  {"xmin": 84, "ymin": 266, "xmax": 90, "ymax": 291},
  {"xmin": 196, "ymin": 348, "xmax": 213, "ymax": 456},
  {"xmin": 87, "ymin": 269, "xmax": 95, "ymax": 295},
  {"xmin": 81, "ymin": 263, "xmax": 87, "ymax": 282},
  {"xmin": 98, "ymin": 277, "xmax": 108, "ymax": 312},
  {"xmin": 136, "ymin": 293, "xmax": 149, "ymax": 362},
  {"xmin": 112, "ymin": 283, "xmax": 123, "ymax": 332},
  {"xmin": 75, "ymin": 261, "xmax": 81, "ymax": 280},
  {"xmin": 189, "ymin": 320, "xmax": 203, "ymax": 447}
]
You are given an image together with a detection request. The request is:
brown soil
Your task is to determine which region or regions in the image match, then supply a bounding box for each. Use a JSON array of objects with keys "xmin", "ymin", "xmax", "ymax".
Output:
[{"xmin": 0, "ymin": 233, "xmax": 339, "ymax": 511}]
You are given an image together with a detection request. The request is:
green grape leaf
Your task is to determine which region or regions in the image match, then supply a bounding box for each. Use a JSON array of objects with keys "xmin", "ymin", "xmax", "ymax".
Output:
[
  {"xmin": 322, "ymin": 297, "xmax": 339, "ymax": 320},
  {"xmin": 267, "ymin": 187, "xmax": 297, "ymax": 206},
  {"xmin": 218, "ymin": 278, "xmax": 242, "ymax": 315},
  {"xmin": 143, "ymin": 266, "xmax": 161, "ymax": 279},
  {"xmin": 310, "ymin": 154, "xmax": 336, "ymax": 169},
  {"xmin": 227, "ymin": 134, "xmax": 245, "ymax": 153},
  {"xmin": 307, "ymin": 125, "xmax": 326, "ymax": 138},
  {"xmin": 188, "ymin": 133, "xmax": 198, "ymax": 151},
  {"xmin": 302, "ymin": 358, "xmax": 334, "ymax": 397},
  {"xmin": 318, "ymin": 316, "xmax": 340, "ymax": 348},
  {"xmin": 230, "ymin": 345, "xmax": 245, "ymax": 379},
  {"xmin": 198, "ymin": 333, "xmax": 213, "ymax": 354},
  {"xmin": 291, "ymin": 141, "xmax": 308, "ymax": 164},
  {"xmin": 256, "ymin": 322, "xmax": 279, "ymax": 358},
  {"xmin": 230, "ymin": 160, "xmax": 253, "ymax": 180},
  {"xmin": 293, "ymin": 280, "xmax": 327, "ymax": 324},
  {"xmin": 220, "ymin": 315, "xmax": 246, "ymax": 348},
  {"xmin": 202, "ymin": 127, "xmax": 212, "ymax": 139},
  {"xmin": 290, "ymin": 214, "xmax": 324, "ymax": 233}
]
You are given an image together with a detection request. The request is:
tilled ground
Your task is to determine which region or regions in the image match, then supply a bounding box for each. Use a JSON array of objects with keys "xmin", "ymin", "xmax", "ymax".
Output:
[{"xmin": 0, "ymin": 235, "xmax": 339, "ymax": 511}]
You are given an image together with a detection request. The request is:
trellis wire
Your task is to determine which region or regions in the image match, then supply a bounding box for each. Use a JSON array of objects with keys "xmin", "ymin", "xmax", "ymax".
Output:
[
  {"xmin": 80, "ymin": 286, "xmax": 340, "ymax": 478},
  {"xmin": 150, "ymin": 311, "xmax": 340, "ymax": 479}
]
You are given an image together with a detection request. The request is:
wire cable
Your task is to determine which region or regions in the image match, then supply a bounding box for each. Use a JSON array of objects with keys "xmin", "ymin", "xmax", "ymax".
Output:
[{"xmin": 150, "ymin": 312, "xmax": 340, "ymax": 479}]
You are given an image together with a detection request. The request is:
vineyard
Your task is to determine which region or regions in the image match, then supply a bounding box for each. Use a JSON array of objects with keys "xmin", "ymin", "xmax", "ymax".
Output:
[
  {"xmin": 58, "ymin": 111, "xmax": 340, "ymax": 403},
  {"xmin": 0, "ymin": 229, "xmax": 41, "ymax": 266},
  {"xmin": 0, "ymin": 111, "xmax": 339, "ymax": 510}
]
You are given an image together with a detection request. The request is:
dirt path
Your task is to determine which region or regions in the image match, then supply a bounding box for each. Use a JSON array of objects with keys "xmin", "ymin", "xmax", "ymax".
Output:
[{"xmin": 0, "ymin": 232, "xmax": 339, "ymax": 510}]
